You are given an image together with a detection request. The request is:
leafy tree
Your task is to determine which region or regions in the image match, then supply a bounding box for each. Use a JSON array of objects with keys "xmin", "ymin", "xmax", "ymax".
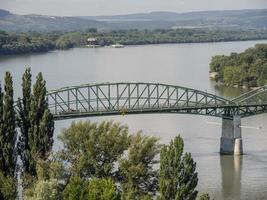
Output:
[
  {"xmin": 23, "ymin": 156, "xmax": 65, "ymax": 200},
  {"xmin": 18, "ymin": 70, "xmax": 54, "ymax": 177},
  {"xmin": 18, "ymin": 68, "xmax": 32, "ymax": 174},
  {"xmin": 159, "ymin": 135, "xmax": 198, "ymax": 200},
  {"xmin": 58, "ymin": 121, "xmax": 130, "ymax": 179},
  {"xmin": 87, "ymin": 178, "xmax": 118, "ymax": 200},
  {"xmin": 0, "ymin": 171, "xmax": 17, "ymax": 200},
  {"xmin": 0, "ymin": 83, "xmax": 3, "ymax": 177},
  {"xmin": 0, "ymin": 72, "xmax": 17, "ymax": 200},
  {"xmin": 63, "ymin": 176, "xmax": 88, "ymax": 200},
  {"xmin": 210, "ymin": 44, "xmax": 267, "ymax": 87},
  {"xmin": 175, "ymin": 153, "xmax": 198, "ymax": 200},
  {"xmin": 119, "ymin": 133, "xmax": 160, "ymax": 199},
  {"xmin": 24, "ymin": 179, "xmax": 62, "ymax": 200},
  {"xmin": 1, "ymin": 72, "xmax": 17, "ymax": 177}
]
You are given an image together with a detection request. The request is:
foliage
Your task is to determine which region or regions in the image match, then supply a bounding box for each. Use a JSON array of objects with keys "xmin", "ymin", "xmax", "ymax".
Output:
[
  {"xmin": 56, "ymin": 32, "xmax": 87, "ymax": 49},
  {"xmin": 0, "ymin": 72, "xmax": 17, "ymax": 199},
  {"xmin": 199, "ymin": 193, "xmax": 211, "ymax": 200},
  {"xmin": 2, "ymin": 29, "xmax": 267, "ymax": 55},
  {"xmin": 87, "ymin": 178, "xmax": 118, "ymax": 200},
  {"xmin": 18, "ymin": 69, "xmax": 54, "ymax": 176},
  {"xmin": 119, "ymin": 133, "xmax": 160, "ymax": 199},
  {"xmin": 0, "ymin": 32, "xmax": 56, "ymax": 55},
  {"xmin": 63, "ymin": 176, "xmax": 88, "ymax": 200},
  {"xmin": 23, "ymin": 156, "xmax": 65, "ymax": 200},
  {"xmin": 24, "ymin": 179, "xmax": 62, "ymax": 200},
  {"xmin": 159, "ymin": 135, "xmax": 198, "ymax": 200},
  {"xmin": 18, "ymin": 68, "xmax": 32, "ymax": 175},
  {"xmin": 1, "ymin": 72, "xmax": 17, "ymax": 176},
  {"xmin": 58, "ymin": 120, "xmax": 130, "ymax": 178},
  {"xmin": 210, "ymin": 44, "xmax": 267, "ymax": 87},
  {"xmin": 0, "ymin": 171, "xmax": 17, "ymax": 200},
  {"xmin": 63, "ymin": 177, "xmax": 118, "ymax": 200}
]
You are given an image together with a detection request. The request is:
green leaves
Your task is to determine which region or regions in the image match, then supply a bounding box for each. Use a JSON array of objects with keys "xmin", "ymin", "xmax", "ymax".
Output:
[
  {"xmin": 119, "ymin": 133, "xmax": 160, "ymax": 199},
  {"xmin": 1, "ymin": 72, "xmax": 16, "ymax": 176},
  {"xmin": 63, "ymin": 176, "xmax": 88, "ymax": 200},
  {"xmin": 0, "ymin": 72, "xmax": 17, "ymax": 199},
  {"xmin": 159, "ymin": 135, "xmax": 198, "ymax": 200},
  {"xmin": 0, "ymin": 171, "xmax": 17, "ymax": 200},
  {"xmin": 59, "ymin": 121, "xmax": 130, "ymax": 178},
  {"xmin": 87, "ymin": 178, "xmax": 118, "ymax": 200},
  {"xmin": 210, "ymin": 44, "xmax": 267, "ymax": 87},
  {"xmin": 18, "ymin": 69, "xmax": 54, "ymax": 177}
]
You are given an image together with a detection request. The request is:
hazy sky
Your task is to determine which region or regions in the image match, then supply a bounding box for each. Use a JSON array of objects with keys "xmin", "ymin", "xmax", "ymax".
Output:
[{"xmin": 1, "ymin": 0, "xmax": 267, "ymax": 16}]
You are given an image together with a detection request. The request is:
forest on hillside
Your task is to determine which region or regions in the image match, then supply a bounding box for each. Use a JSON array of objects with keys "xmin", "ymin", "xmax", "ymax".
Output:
[{"xmin": 210, "ymin": 44, "xmax": 267, "ymax": 87}]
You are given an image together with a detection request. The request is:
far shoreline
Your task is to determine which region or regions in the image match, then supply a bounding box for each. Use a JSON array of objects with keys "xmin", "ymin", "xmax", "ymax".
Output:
[{"xmin": 1, "ymin": 38, "xmax": 267, "ymax": 57}]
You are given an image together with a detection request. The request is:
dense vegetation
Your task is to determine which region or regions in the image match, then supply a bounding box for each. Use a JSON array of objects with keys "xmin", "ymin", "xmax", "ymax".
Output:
[
  {"xmin": 2, "ymin": 29, "xmax": 267, "ymax": 55},
  {"xmin": 210, "ymin": 44, "xmax": 267, "ymax": 87},
  {"xmin": 0, "ymin": 69, "xmax": 54, "ymax": 199},
  {"xmin": 0, "ymin": 69, "xmax": 211, "ymax": 199}
]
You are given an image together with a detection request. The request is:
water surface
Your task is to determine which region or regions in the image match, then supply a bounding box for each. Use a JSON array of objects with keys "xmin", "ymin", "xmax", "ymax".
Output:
[{"xmin": 1, "ymin": 40, "xmax": 267, "ymax": 199}]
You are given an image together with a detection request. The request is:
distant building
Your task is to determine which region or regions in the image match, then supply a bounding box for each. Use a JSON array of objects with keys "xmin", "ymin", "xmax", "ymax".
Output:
[{"xmin": 87, "ymin": 37, "xmax": 100, "ymax": 47}]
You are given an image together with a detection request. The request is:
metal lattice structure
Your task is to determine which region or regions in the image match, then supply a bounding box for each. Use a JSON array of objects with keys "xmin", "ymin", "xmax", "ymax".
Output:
[{"xmin": 44, "ymin": 82, "xmax": 267, "ymax": 120}]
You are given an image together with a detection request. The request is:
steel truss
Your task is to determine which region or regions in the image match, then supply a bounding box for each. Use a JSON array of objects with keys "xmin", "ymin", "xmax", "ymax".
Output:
[{"xmin": 29, "ymin": 82, "xmax": 267, "ymax": 120}]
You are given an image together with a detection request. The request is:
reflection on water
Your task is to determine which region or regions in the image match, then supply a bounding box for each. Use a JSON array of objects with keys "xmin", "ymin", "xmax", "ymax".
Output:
[
  {"xmin": 213, "ymin": 84, "xmax": 249, "ymax": 99},
  {"xmin": 220, "ymin": 155, "xmax": 243, "ymax": 200}
]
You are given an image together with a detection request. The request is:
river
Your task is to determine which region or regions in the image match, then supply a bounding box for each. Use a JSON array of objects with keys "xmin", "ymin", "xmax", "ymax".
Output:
[{"xmin": 0, "ymin": 40, "xmax": 267, "ymax": 199}]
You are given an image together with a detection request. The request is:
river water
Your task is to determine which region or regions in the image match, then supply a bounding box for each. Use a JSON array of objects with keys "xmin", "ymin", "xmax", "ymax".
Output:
[{"xmin": 0, "ymin": 40, "xmax": 267, "ymax": 199}]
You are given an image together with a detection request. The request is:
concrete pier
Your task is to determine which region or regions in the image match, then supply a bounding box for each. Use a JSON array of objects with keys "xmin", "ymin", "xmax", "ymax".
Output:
[{"xmin": 220, "ymin": 116, "xmax": 243, "ymax": 155}]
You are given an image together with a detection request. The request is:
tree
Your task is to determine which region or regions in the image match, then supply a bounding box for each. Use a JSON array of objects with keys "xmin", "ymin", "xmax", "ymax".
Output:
[
  {"xmin": 0, "ymin": 72, "xmax": 17, "ymax": 199},
  {"xmin": 159, "ymin": 135, "xmax": 198, "ymax": 200},
  {"xmin": 210, "ymin": 44, "xmax": 267, "ymax": 87},
  {"xmin": 0, "ymin": 83, "xmax": 3, "ymax": 174},
  {"xmin": 175, "ymin": 153, "xmax": 198, "ymax": 200},
  {"xmin": 119, "ymin": 133, "xmax": 160, "ymax": 199},
  {"xmin": 24, "ymin": 179, "xmax": 62, "ymax": 200},
  {"xmin": 18, "ymin": 68, "xmax": 32, "ymax": 174},
  {"xmin": 58, "ymin": 121, "xmax": 130, "ymax": 179},
  {"xmin": 2, "ymin": 72, "xmax": 17, "ymax": 176},
  {"xmin": 0, "ymin": 171, "xmax": 17, "ymax": 200},
  {"xmin": 87, "ymin": 178, "xmax": 118, "ymax": 200},
  {"xmin": 18, "ymin": 70, "xmax": 54, "ymax": 177},
  {"xmin": 63, "ymin": 176, "xmax": 88, "ymax": 200},
  {"xmin": 23, "ymin": 156, "xmax": 65, "ymax": 200}
]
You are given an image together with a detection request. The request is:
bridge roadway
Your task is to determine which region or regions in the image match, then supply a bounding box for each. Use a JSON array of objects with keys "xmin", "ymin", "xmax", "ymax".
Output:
[{"xmin": 45, "ymin": 82, "xmax": 267, "ymax": 155}]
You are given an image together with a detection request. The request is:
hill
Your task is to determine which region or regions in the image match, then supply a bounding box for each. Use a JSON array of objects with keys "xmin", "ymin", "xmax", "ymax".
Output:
[
  {"xmin": 1, "ymin": 9, "xmax": 267, "ymax": 32},
  {"xmin": 82, "ymin": 9, "xmax": 267, "ymax": 30},
  {"xmin": 0, "ymin": 9, "xmax": 106, "ymax": 32}
]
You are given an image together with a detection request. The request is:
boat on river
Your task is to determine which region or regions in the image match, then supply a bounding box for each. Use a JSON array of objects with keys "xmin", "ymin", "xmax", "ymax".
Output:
[{"xmin": 111, "ymin": 44, "xmax": 124, "ymax": 48}]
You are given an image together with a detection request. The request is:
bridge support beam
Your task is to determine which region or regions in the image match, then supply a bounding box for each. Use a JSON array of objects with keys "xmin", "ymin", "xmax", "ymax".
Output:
[{"xmin": 220, "ymin": 116, "xmax": 243, "ymax": 155}]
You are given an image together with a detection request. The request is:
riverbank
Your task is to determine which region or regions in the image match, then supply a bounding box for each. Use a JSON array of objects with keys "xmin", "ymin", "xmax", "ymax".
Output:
[
  {"xmin": 209, "ymin": 44, "xmax": 267, "ymax": 88},
  {"xmin": 2, "ymin": 29, "xmax": 267, "ymax": 56}
]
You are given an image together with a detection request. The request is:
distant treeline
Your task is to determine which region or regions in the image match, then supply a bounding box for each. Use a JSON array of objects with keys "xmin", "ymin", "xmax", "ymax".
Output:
[
  {"xmin": 2, "ymin": 29, "xmax": 267, "ymax": 55},
  {"xmin": 210, "ymin": 44, "xmax": 267, "ymax": 87}
]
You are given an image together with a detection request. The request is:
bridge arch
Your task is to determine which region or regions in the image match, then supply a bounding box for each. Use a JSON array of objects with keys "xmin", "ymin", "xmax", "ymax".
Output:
[{"xmin": 46, "ymin": 82, "xmax": 232, "ymax": 120}]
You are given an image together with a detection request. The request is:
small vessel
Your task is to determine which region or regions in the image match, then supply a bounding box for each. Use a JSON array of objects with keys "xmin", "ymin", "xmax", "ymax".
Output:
[{"xmin": 111, "ymin": 43, "xmax": 124, "ymax": 48}]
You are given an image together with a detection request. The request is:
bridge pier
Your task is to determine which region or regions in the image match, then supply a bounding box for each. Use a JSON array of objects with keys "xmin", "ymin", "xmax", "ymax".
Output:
[{"xmin": 220, "ymin": 116, "xmax": 243, "ymax": 155}]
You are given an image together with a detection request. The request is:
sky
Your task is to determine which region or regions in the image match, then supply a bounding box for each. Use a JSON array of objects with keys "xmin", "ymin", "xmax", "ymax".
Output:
[{"xmin": 1, "ymin": 0, "xmax": 267, "ymax": 16}]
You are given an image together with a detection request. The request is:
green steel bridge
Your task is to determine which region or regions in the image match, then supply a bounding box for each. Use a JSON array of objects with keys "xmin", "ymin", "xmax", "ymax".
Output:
[
  {"xmin": 43, "ymin": 82, "xmax": 267, "ymax": 155},
  {"xmin": 46, "ymin": 82, "xmax": 267, "ymax": 120}
]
